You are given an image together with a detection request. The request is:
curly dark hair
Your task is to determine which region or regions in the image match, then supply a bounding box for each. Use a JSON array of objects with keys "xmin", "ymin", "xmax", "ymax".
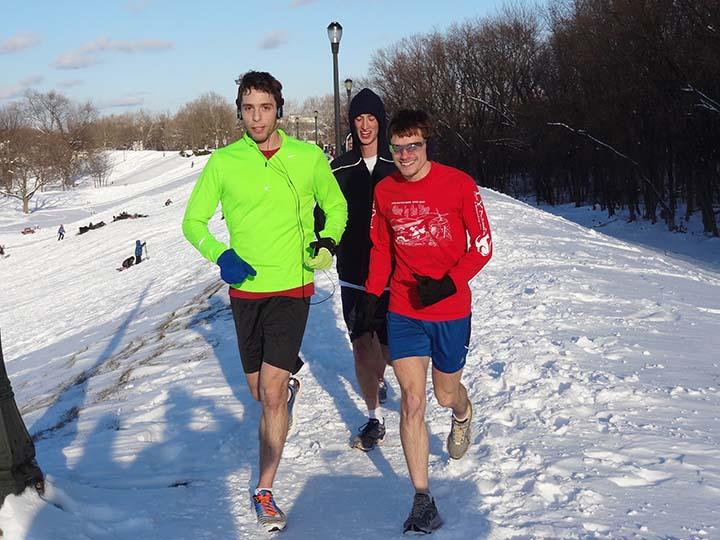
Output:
[
  {"xmin": 388, "ymin": 109, "xmax": 433, "ymax": 140},
  {"xmin": 236, "ymin": 71, "xmax": 284, "ymax": 110}
]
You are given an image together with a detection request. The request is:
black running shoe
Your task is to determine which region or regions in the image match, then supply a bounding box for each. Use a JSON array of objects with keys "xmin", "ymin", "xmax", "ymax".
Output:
[
  {"xmin": 378, "ymin": 378, "xmax": 388, "ymax": 404},
  {"xmin": 352, "ymin": 418, "xmax": 386, "ymax": 451},
  {"xmin": 403, "ymin": 493, "xmax": 442, "ymax": 534}
]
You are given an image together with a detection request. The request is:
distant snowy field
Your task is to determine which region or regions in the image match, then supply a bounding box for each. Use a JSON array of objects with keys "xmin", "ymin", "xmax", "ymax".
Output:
[{"xmin": 0, "ymin": 151, "xmax": 718, "ymax": 539}]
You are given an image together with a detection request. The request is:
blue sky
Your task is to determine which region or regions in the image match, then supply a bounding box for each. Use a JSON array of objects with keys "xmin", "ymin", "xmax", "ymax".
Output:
[{"xmin": 1, "ymin": 0, "xmax": 508, "ymax": 115}]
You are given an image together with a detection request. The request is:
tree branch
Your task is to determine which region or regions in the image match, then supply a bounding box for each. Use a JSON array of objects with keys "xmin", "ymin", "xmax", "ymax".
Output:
[
  {"xmin": 436, "ymin": 119, "xmax": 472, "ymax": 150},
  {"xmin": 682, "ymin": 85, "xmax": 720, "ymax": 114},
  {"xmin": 463, "ymin": 94, "xmax": 516, "ymax": 127},
  {"xmin": 483, "ymin": 137, "xmax": 529, "ymax": 150}
]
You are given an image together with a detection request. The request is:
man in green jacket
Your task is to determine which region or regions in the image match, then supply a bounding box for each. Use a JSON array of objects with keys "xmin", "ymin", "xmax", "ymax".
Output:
[{"xmin": 182, "ymin": 71, "xmax": 347, "ymax": 533}]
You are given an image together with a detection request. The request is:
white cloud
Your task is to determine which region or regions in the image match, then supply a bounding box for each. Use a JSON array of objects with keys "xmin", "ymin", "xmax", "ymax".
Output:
[
  {"xmin": 53, "ymin": 52, "xmax": 100, "ymax": 70},
  {"xmin": 103, "ymin": 96, "xmax": 145, "ymax": 108},
  {"xmin": 0, "ymin": 75, "xmax": 43, "ymax": 100},
  {"xmin": 257, "ymin": 30, "xmax": 288, "ymax": 50},
  {"xmin": 80, "ymin": 37, "xmax": 174, "ymax": 53},
  {"xmin": 0, "ymin": 32, "xmax": 42, "ymax": 54},
  {"xmin": 53, "ymin": 37, "xmax": 174, "ymax": 70},
  {"xmin": 20, "ymin": 75, "xmax": 43, "ymax": 86},
  {"xmin": 0, "ymin": 86, "xmax": 23, "ymax": 100},
  {"xmin": 124, "ymin": 0, "xmax": 153, "ymax": 12},
  {"xmin": 58, "ymin": 79, "xmax": 85, "ymax": 88}
]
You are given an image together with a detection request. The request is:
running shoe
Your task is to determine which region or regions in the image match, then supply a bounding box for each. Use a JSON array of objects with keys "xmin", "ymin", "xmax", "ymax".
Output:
[
  {"xmin": 447, "ymin": 400, "xmax": 472, "ymax": 460},
  {"xmin": 352, "ymin": 418, "xmax": 386, "ymax": 451},
  {"xmin": 402, "ymin": 493, "xmax": 442, "ymax": 534},
  {"xmin": 378, "ymin": 378, "xmax": 388, "ymax": 404},
  {"xmin": 252, "ymin": 489, "xmax": 287, "ymax": 532}
]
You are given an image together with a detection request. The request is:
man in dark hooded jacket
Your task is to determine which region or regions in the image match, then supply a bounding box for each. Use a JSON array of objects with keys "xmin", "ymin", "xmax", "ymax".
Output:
[{"xmin": 325, "ymin": 88, "xmax": 397, "ymax": 451}]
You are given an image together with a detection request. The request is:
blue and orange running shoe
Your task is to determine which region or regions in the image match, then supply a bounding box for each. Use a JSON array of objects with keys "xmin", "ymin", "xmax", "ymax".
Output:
[{"xmin": 252, "ymin": 489, "xmax": 287, "ymax": 532}]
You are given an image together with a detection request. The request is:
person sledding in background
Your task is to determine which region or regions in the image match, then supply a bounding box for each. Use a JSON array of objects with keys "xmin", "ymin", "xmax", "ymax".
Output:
[
  {"xmin": 119, "ymin": 255, "xmax": 135, "ymax": 270},
  {"xmin": 134, "ymin": 239, "xmax": 147, "ymax": 263},
  {"xmin": 117, "ymin": 240, "xmax": 145, "ymax": 271},
  {"xmin": 182, "ymin": 70, "xmax": 346, "ymax": 533}
]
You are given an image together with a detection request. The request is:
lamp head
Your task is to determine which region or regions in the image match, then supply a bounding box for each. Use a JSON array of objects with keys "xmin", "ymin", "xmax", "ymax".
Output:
[{"xmin": 327, "ymin": 22, "xmax": 343, "ymax": 44}]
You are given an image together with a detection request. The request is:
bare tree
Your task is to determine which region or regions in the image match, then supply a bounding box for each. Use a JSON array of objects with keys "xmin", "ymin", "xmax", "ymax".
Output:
[
  {"xmin": 174, "ymin": 92, "xmax": 237, "ymax": 150},
  {"xmin": 300, "ymin": 94, "xmax": 336, "ymax": 146},
  {"xmin": 86, "ymin": 151, "xmax": 114, "ymax": 188},
  {"xmin": 24, "ymin": 90, "xmax": 98, "ymax": 189},
  {"xmin": 0, "ymin": 104, "xmax": 63, "ymax": 213}
]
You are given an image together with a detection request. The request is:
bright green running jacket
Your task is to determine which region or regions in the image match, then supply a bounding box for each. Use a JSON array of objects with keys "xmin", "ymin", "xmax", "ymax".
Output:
[{"xmin": 182, "ymin": 129, "xmax": 348, "ymax": 293}]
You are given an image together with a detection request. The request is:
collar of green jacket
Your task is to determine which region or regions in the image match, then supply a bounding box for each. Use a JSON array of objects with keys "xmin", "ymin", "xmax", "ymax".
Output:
[{"xmin": 241, "ymin": 128, "xmax": 288, "ymax": 152}]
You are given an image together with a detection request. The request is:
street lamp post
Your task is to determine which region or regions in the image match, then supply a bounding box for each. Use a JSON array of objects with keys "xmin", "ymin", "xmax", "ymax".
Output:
[
  {"xmin": 327, "ymin": 21, "xmax": 343, "ymax": 155},
  {"xmin": 344, "ymin": 78, "xmax": 353, "ymax": 104},
  {"xmin": 314, "ymin": 110, "xmax": 319, "ymax": 145},
  {"xmin": 344, "ymin": 78, "xmax": 353, "ymax": 144}
]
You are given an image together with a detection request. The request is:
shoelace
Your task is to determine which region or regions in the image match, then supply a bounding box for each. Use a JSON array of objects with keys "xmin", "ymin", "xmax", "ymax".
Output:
[
  {"xmin": 254, "ymin": 492, "xmax": 279, "ymax": 516},
  {"xmin": 410, "ymin": 495, "xmax": 432, "ymax": 519},
  {"xmin": 451, "ymin": 417, "xmax": 469, "ymax": 445}
]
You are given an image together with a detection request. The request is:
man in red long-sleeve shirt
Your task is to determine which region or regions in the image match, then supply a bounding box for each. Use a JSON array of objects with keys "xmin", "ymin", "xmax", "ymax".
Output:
[{"xmin": 362, "ymin": 109, "xmax": 493, "ymax": 534}]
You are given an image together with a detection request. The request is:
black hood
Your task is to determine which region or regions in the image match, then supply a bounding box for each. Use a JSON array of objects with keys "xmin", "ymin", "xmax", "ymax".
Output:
[{"xmin": 347, "ymin": 88, "xmax": 392, "ymax": 161}]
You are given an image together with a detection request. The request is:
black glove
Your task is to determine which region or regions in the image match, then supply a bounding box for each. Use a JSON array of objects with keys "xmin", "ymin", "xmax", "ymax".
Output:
[
  {"xmin": 355, "ymin": 293, "xmax": 385, "ymax": 337},
  {"xmin": 309, "ymin": 236, "xmax": 337, "ymax": 256},
  {"xmin": 412, "ymin": 273, "xmax": 457, "ymax": 307}
]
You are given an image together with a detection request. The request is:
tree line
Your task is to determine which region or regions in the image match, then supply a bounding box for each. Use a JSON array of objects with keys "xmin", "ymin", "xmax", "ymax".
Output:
[
  {"xmin": 2, "ymin": 0, "xmax": 718, "ymax": 233},
  {"xmin": 0, "ymin": 88, "xmax": 342, "ymax": 213},
  {"xmin": 369, "ymin": 0, "xmax": 719, "ymax": 235},
  {"xmin": 0, "ymin": 91, "xmax": 240, "ymax": 212}
]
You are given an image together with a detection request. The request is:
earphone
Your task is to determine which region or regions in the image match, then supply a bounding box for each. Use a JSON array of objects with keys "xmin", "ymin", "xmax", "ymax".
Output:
[{"xmin": 266, "ymin": 155, "xmax": 335, "ymax": 306}]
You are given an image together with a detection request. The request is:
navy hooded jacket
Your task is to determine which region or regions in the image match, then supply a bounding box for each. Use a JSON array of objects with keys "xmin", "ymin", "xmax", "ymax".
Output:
[{"xmin": 324, "ymin": 88, "xmax": 396, "ymax": 287}]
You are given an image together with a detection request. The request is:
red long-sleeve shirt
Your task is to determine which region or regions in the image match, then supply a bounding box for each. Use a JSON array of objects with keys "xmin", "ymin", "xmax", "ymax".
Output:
[{"xmin": 365, "ymin": 162, "xmax": 493, "ymax": 321}]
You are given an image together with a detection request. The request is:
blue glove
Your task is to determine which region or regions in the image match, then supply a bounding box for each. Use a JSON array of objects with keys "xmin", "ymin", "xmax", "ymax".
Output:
[{"xmin": 217, "ymin": 249, "xmax": 256, "ymax": 284}]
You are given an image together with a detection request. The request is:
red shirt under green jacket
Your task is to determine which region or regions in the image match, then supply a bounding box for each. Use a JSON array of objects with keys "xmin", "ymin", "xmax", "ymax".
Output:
[{"xmin": 365, "ymin": 162, "xmax": 493, "ymax": 321}]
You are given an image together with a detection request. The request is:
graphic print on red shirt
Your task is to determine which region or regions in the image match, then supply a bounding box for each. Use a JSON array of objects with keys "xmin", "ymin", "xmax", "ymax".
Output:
[{"xmin": 365, "ymin": 162, "xmax": 492, "ymax": 321}]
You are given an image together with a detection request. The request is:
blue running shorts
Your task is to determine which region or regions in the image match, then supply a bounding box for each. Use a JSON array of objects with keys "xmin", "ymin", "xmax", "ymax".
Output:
[{"xmin": 387, "ymin": 312, "xmax": 471, "ymax": 374}]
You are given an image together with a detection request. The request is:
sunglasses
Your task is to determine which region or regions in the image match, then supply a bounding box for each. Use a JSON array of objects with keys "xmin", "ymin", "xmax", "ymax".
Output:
[{"xmin": 389, "ymin": 141, "xmax": 425, "ymax": 155}]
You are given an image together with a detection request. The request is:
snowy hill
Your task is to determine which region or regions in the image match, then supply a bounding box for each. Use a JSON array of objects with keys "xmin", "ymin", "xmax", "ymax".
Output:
[{"xmin": 0, "ymin": 151, "xmax": 718, "ymax": 539}]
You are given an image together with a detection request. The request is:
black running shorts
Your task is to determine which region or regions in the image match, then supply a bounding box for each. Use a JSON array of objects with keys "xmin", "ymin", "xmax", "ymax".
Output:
[
  {"xmin": 230, "ymin": 296, "xmax": 309, "ymax": 374},
  {"xmin": 341, "ymin": 287, "xmax": 390, "ymax": 345}
]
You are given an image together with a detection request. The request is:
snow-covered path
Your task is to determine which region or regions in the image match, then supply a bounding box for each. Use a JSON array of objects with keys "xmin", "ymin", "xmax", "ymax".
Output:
[{"xmin": 0, "ymin": 151, "xmax": 718, "ymax": 539}]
